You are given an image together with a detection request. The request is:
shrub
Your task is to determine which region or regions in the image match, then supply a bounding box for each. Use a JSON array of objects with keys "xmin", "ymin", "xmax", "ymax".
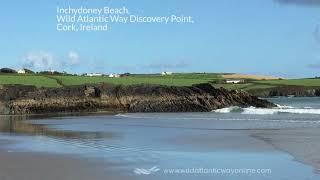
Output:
[{"xmin": 0, "ymin": 68, "xmax": 17, "ymax": 73}]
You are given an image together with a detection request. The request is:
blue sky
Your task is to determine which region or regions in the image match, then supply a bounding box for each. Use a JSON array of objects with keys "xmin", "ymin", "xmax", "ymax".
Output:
[{"xmin": 0, "ymin": 0, "xmax": 320, "ymax": 78}]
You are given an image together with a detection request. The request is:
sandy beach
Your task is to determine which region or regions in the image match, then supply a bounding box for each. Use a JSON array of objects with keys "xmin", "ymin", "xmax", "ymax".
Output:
[
  {"xmin": 1, "ymin": 104, "xmax": 320, "ymax": 180},
  {"xmin": 1, "ymin": 127, "xmax": 319, "ymax": 180},
  {"xmin": 252, "ymin": 128, "xmax": 320, "ymax": 172},
  {"xmin": 0, "ymin": 151, "xmax": 106, "ymax": 180}
]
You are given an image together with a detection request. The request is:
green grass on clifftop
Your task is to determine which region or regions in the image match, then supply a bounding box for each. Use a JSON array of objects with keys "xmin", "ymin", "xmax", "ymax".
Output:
[
  {"xmin": 253, "ymin": 79, "xmax": 320, "ymax": 87},
  {"xmin": 0, "ymin": 73, "xmax": 222, "ymax": 88},
  {"xmin": 53, "ymin": 73, "xmax": 221, "ymax": 87},
  {"xmin": 0, "ymin": 75, "xmax": 61, "ymax": 87},
  {"xmin": 0, "ymin": 74, "xmax": 319, "ymax": 92}
]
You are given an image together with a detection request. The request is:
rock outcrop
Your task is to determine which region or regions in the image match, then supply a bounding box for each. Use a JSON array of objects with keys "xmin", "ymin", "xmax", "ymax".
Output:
[
  {"xmin": 248, "ymin": 86, "xmax": 320, "ymax": 97},
  {"xmin": 0, "ymin": 83, "xmax": 276, "ymax": 115}
]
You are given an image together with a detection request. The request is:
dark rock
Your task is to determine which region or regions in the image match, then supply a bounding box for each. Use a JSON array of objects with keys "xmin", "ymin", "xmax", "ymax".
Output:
[
  {"xmin": 0, "ymin": 83, "xmax": 276, "ymax": 115},
  {"xmin": 248, "ymin": 86, "xmax": 320, "ymax": 97}
]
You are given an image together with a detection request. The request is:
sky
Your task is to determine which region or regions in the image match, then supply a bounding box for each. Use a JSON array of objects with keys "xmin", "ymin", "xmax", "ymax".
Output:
[{"xmin": 0, "ymin": 0, "xmax": 320, "ymax": 78}]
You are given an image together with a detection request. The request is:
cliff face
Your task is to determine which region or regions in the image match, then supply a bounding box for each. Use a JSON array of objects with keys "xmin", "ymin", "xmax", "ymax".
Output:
[
  {"xmin": 248, "ymin": 86, "xmax": 320, "ymax": 97},
  {"xmin": 0, "ymin": 83, "xmax": 275, "ymax": 115}
]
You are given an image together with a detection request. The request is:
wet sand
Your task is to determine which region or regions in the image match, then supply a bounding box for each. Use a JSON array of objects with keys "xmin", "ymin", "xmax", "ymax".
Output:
[
  {"xmin": 0, "ymin": 149, "xmax": 143, "ymax": 180},
  {"xmin": 251, "ymin": 128, "xmax": 320, "ymax": 172},
  {"xmin": 1, "ymin": 128, "xmax": 319, "ymax": 180},
  {"xmin": 0, "ymin": 150, "xmax": 109, "ymax": 180},
  {"xmin": 1, "ymin": 111, "xmax": 320, "ymax": 179}
]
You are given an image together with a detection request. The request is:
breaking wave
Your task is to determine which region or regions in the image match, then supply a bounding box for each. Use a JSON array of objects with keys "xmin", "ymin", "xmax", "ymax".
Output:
[{"xmin": 213, "ymin": 105, "xmax": 320, "ymax": 115}]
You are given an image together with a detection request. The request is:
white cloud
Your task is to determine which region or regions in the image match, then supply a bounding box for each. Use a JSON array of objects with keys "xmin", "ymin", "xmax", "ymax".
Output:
[
  {"xmin": 23, "ymin": 51, "xmax": 58, "ymax": 70},
  {"xmin": 68, "ymin": 51, "xmax": 80, "ymax": 65},
  {"xmin": 22, "ymin": 51, "xmax": 82, "ymax": 71}
]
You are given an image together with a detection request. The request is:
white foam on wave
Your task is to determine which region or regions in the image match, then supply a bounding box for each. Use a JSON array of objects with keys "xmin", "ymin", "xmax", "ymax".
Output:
[
  {"xmin": 304, "ymin": 107, "xmax": 313, "ymax": 109},
  {"xmin": 214, "ymin": 105, "xmax": 320, "ymax": 115},
  {"xmin": 241, "ymin": 107, "xmax": 278, "ymax": 115},
  {"xmin": 276, "ymin": 104, "xmax": 294, "ymax": 109},
  {"xmin": 213, "ymin": 106, "xmax": 240, "ymax": 113},
  {"xmin": 115, "ymin": 114, "xmax": 131, "ymax": 118},
  {"xmin": 242, "ymin": 106, "xmax": 320, "ymax": 115}
]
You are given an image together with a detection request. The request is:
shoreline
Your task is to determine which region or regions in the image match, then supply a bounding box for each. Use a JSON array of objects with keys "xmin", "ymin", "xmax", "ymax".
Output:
[
  {"xmin": 0, "ymin": 110, "xmax": 122, "ymax": 119},
  {"xmin": 251, "ymin": 128, "xmax": 320, "ymax": 173}
]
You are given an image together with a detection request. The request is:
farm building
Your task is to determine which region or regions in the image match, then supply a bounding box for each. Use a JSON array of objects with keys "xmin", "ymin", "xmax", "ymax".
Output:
[
  {"xmin": 225, "ymin": 79, "xmax": 245, "ymax": 84},
  {"xmin": 17, "ymin": 69, "xmax": 26, "ymax": 74},
  {"xmin": 161, "ymin": 72, "xmax": 173, "ymax": 76},
  {"xmin": 85, "ymin": 73, "xmax": 103, "ymax": 77},
  {"xmin": 109, "ymin": 73, "xmax": 120, "ymax": 78}
]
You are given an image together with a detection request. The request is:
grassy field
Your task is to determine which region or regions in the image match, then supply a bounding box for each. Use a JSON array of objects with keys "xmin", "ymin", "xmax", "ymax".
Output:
[
  {"xmin": 53, "ymin": 73, "xmax": 221, "ymax": 87},
  {"xmin": 0, "ymin": 73, "xmax": 222, "ymax": 88},
  {"xmin": 0, "ymin": 75, "xmax": 61, "ymax": 87},
  {"xmin": 0, "ymin": 73, "xmax": 319, "ymax": 92},
  {"xmin": 213, "ymin": 78, "xmax": 320, "ymax": 91},
  {"xmin": 253, "ymin": 79, "xmax": 320, "ymax": 87}
]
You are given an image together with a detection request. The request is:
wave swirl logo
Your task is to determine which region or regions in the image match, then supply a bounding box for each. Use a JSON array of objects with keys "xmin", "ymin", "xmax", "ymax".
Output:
[{"xmin": 134, "ymin": 166, "xmax": 161, "ymax": 175}]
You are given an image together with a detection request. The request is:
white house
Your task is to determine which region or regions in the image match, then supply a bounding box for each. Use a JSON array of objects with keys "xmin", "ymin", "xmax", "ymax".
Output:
[
  {"xmin": 225, "ymin": 79, "xmax": 245, "ymax": 84},
  {"xmin": 161, "ymin": 72, "xmax": 173, "ymax": 76},
  {"xmin": 17, "ymin": 69, "xmax": 26, "ymax": 74},
  {"xmin": 86, "ymin": 73, "xmax": 103, "ymax": 77},
  {"xmin": 109, "ymin": 73, "xmax": 120, "ymax": 78}
]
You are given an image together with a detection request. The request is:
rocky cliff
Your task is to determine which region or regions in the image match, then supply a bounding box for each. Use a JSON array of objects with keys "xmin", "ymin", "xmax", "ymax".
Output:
[
  {"xmin": 248, "ymin": 86, "xmax": 320, "ymax": 97},
  {"xmin": 0, "ymin": 83, "xmax": 276, "ymax": 115}
]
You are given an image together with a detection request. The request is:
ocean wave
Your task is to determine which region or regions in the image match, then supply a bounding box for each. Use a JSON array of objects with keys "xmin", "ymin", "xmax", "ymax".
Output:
[
  {"xmin": 117, "ymin": 106, "xmax": 320, "ymax": 116},
  {"xmin": 303, "ymin": 107, "xmax": 313, "ymax": 109},
  {"xmin": 213, "ymin": 106, "xmax": 242, "ymax": 113},
  {"xmin": 276, "ymin": 104, "xmax": 294, "ymax": 109},
  {"xmin": 115, "ymin": 114, "xmax": 131, "ymax": 118},
  {"xmin": 214, "ymin": 106, "xmax": 320, "ymax": 115}
]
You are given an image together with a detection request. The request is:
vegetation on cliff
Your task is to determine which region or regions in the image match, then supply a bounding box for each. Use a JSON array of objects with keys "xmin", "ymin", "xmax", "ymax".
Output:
[{"xmin": 0, "ymin": 73, "xmax": 319, "ymax": 97}]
